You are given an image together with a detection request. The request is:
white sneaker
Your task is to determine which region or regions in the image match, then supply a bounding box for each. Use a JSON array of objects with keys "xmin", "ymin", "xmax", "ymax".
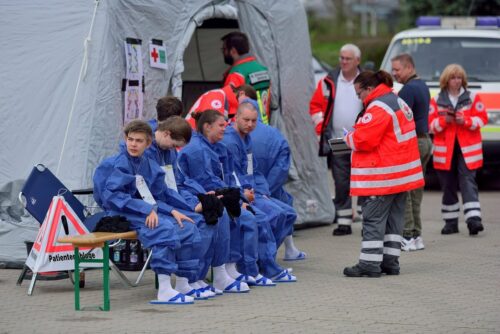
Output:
[
  {"xmin": 414, "ymin": 236, "xmax": 425, "ymax": 250},
  {"xmin": 401, "ymin": 238, "xmax": 416, "ymax": 252}
]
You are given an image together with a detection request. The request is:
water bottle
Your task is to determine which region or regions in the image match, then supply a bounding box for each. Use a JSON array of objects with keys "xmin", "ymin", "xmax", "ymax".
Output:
[
  {"xmin": 113, "ymin": 241, "xmax": 123, "ymax": 263},
  {"xmin": 120, "ymin": 240, "xmax": 129, "ymax": 264},
  {"xmin": 130, "ymin": 241, "xmax": 138, "ymax": 264}
]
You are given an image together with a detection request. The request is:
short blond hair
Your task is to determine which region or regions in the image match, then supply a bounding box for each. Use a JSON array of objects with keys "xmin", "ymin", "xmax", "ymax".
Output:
[{"xmin": 439, "ymin": 64, "xmax": 468, "ymax": 90}]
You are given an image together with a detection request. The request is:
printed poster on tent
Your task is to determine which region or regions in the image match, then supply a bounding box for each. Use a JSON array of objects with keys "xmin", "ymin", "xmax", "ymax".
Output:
[
  {"xmin": 149, "ymin": 39, "xmax": 168, "ymax": 70},
  {"xmin": 124, "ymin": 83, "xmax": 144, "ymax": 124},
  {"xmin": 26, "ymin": 196, "xmax": 102, "ymax": 273},
  {"xmin": 124, "ymin": 38, "xmax": 143, "ymax": 80},
  {"xmin": 124, "ymin": 38, "xmax": 144, "ymax": 124}
]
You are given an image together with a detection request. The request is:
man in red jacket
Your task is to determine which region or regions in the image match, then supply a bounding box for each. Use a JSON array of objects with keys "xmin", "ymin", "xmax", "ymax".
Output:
[
  {"xmin": 221, "ymin": 31, "xmax": 271, "ymax": 124},
  {"xmin": 309, "ymin": 44, "xmax": 363, "ymax": 236}
]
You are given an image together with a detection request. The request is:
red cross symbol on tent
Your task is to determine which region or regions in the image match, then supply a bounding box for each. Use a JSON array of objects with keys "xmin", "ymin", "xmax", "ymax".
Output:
[{"xmin": 151, "ymin": 47, "xmax": 159, "ymax": 62}]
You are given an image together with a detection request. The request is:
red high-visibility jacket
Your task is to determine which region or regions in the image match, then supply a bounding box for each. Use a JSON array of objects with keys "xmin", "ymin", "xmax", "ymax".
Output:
[
  {"xmin": 223, "ymin": 55, "xmax": 271, "ymax": 125},
  {"xmin": 185, "ymin": 85, "xmax": 238, "ymax": 129},
  {"xmin": 309, "ymin": 74, "xmax": 335, "ymax": 138},
  {"xmin": 428, "ymin": 90, "xmax": 487, "ymax": 171},
  {"xmin": 344, "ymin": 84, "xmax": 425, "ymax": 196}
]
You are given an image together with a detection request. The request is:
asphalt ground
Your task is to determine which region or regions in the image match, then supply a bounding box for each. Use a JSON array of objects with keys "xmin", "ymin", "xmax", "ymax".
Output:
[{"xmin": 0, "ymin": 190, "xmax": 499, "ymax": 334}]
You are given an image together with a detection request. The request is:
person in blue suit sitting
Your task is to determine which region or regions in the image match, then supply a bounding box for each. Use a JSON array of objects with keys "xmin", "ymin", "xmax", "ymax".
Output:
[
  {"xmin": 235, "ymin": 85, "xmax": 306, "ymax": 261},
  {"xmin": 144, "ymin": 116, "xmax": 247, "ymax": 295},
  {"xmin": 93, "ymin": 120, "xmax": 201, "ymax": 305},
  {"xmin": 178, "ymin": 110, "xmax": 281, "ymax": 286},
  {"xmin": 222, "ymin": 102, "xmax": 299, "ymax": 282}
]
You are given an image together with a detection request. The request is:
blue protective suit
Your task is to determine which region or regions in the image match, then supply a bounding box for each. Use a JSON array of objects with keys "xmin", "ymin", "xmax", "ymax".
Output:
[
  {"xmin": 177, "ymin": 132, "xmax": 259, "ymax": 276},
  {"xmin": 144, "ymin": 139, "xmax": 230, "ymax": 281},
  {"xmin": 251, "ymin": 121, "xmax": 294, "ymax": 206},
  {"xmin": 222, "ymin": 126, "xmax": 296, "ymax": 268},
  {"xmin": 221, "ymin": 126, "xmax": 296, "ymax": 277},
  {"xmin": 148, "ymin": 119, "xmax": 158, "ymax": 132},
  {"xmin": 240, "ymin": 98, "xmax": 293, "ymax": 206},
  {"xmin": 93, "ymin": 150, "xmax": 201, "ymax": 281}
]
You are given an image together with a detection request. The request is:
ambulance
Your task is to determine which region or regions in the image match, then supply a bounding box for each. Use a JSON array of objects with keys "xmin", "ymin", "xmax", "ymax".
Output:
[{"xmin": 380, "ymin": 16, "xmax": 500, "ymax": 174}]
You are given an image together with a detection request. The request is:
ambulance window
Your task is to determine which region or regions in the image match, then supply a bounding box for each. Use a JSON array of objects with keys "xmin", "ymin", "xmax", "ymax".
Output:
[{"xmin": 382, "ymin": 37, "xmax": 500, "ymax": 82}]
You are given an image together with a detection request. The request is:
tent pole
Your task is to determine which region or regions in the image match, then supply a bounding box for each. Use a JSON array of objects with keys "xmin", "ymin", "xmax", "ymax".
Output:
[{"xmin": 56, "ymin": 0, "xmax": 100, "ymax": 177}]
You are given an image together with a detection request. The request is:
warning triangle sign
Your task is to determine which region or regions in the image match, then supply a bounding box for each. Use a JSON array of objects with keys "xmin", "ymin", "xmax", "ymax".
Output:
[{"xmin": 26, "ymin": 196, "xmax": 102, "ymax": 273}]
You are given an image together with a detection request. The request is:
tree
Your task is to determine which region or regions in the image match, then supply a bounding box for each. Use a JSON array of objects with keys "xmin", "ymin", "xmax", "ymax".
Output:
[{"xmin": 404, "ymin": 0, "xmax": 500, "ymax": 24}]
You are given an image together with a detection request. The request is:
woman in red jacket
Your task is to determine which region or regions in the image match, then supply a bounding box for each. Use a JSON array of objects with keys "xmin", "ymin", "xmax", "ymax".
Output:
[
  {"xmin": 343, "ymin": 70, "xmax": 424, "ymax": 277},
  {"xmin": 429, "ymin": 64, "xmax": 487, "ymax": 236}
]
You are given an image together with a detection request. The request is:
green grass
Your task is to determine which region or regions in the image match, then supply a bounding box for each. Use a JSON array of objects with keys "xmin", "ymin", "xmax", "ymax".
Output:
[{"xmin": 309, "ymin": 16, "xmax": 397, "ymax": 69}]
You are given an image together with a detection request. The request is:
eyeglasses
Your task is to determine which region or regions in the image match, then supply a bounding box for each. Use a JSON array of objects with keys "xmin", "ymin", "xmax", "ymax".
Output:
[{"xmin": 339, "ymin": 56, "xmax": 354, "ymax": 62}]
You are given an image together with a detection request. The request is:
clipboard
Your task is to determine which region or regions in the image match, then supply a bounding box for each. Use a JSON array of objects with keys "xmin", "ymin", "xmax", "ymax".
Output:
[{"xmin": 328, "ymin": 138, "xmax": 351, "ymax": 155}]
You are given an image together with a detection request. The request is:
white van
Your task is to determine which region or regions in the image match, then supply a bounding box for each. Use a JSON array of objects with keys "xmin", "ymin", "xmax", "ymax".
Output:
[{"xmin": 380, "ymin": 16, "xmax": 500, "ymax": 173}]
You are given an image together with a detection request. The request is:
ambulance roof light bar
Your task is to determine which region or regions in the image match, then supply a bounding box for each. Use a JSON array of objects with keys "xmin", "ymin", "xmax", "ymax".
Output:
[
  {"xmin": 475, "ymin": 17, "xmax": 499, "ymax": 27},
  {"xmin": 416, "ymin": 16, "xmax": 440, "ymax": 27},
  {"xmin": 416, "ymin": 16, "xmax": 500, "ymax": 29}
]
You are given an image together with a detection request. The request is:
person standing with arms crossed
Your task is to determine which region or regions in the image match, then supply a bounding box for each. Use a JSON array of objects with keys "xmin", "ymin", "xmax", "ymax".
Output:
[
  {"xmin": 391, "ymin": 54, "xmax": 432, "ymax": 251},
  {"xmin": 309, "ymin": 44, "xmax": 364, "ymax": 235}
]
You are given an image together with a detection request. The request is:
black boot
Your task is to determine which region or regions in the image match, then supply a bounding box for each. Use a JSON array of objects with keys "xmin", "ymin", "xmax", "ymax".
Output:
[
  {"xmin": 333, "ymin": 225, "xmax": 352, "ymax": 236},
  {"xmin": 343, "ymin": 264, "xmax": 381, "ymax": 278},
  {"xmin": 381, "ymin": 266, "xmax": 400, "ymax": 275},
  {"xmin": 441, "ymin": 222, "xmax": 459, "ymax": 235},
  {"xmin": 467, "ymin": 220, "xmax": 484, "ymax": 236}
]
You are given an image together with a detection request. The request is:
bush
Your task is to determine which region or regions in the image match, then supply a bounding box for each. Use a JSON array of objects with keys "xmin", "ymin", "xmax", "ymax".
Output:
[{"xmin": 309, "ymin": 16, "xmax": 395, "ymax": 69}]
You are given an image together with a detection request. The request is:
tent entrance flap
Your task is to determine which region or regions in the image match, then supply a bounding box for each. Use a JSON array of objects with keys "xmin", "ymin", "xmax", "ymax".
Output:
[
  {"xmin": 180, "ymin": 18, "xmax": 239, "ymax": 111},
  {"xmin": 170, "ymin": 4, "xmax": 238, "ymax": 98}
]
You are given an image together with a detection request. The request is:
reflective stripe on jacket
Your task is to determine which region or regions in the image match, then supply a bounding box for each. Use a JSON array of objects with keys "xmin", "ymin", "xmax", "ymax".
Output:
[
  {"xmin": 428, "ymin": 90, "xmax": 487, "ymax": 171},
  {"xmin": 223, "ymin": 55, "xmax": 271, "ymax": 124},
  {"xmin": 345, "ymin": 84, "xmax": 424, "ymax": 196},
  {"xmin": 185, "ymin": 86, "xmax": 238, "ymax": 128}
]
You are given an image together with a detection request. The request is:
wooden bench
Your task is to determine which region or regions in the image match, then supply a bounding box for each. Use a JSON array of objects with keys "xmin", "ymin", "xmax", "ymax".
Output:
[{"xmin": 58, "ymin": 231, "xmax": 137, "ymax": 311}]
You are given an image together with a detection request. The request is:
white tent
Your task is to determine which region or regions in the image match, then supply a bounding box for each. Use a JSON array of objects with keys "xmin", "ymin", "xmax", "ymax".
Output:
[{"xmin": 0, "ymin": 0, "xmax": 334, "ymax": 265}]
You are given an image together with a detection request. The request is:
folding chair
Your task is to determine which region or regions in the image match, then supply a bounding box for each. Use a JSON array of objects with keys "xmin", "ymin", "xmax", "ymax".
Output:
[{"xmin": 17, "ymin": 164, "xmax": 152, "ymax": 295}]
